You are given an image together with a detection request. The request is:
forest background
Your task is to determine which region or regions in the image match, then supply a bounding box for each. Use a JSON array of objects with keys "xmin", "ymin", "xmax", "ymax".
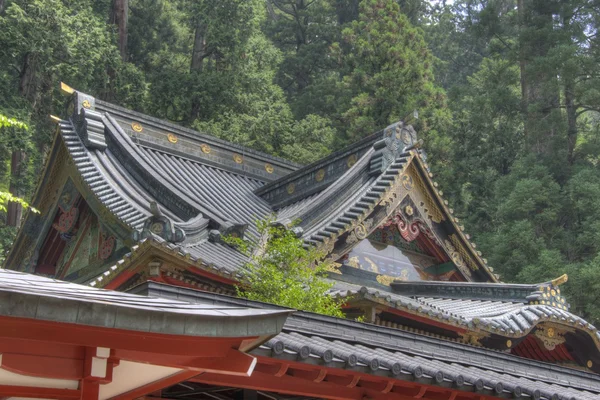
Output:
[{"xmin": 2, "ymin": 0, "xmax": 600, "ymax": 323}]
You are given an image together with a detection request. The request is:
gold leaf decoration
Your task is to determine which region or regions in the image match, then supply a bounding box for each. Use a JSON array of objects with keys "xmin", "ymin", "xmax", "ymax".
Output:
[
  {"xmin": 401, "ymin": 174, "xmax": 413, "ymax": 190},
  {"xmin": 201, "ymin": 144, "xmax": 211, "ymax": 154},
  {"xmin": 131, "ymin": 122, "xmax": 143, "ymax": 132},
  {"xmin": 82, "ymin": 99, "xmax": 92, "ymax": 109},
  {"xmin": 316, "ymin": 168, "xmax": 326, "ymax": 182},
  {"xmin": 233, "ymin": 154, "xmax": 243, "ymax": 164},
  {"xmin": 347, "ymin": 154, "xmax": 358, "ymax": 168},
  {"xmin": 449, "ymin": 234, "xmax": 479, "ymax": 271},
  {"xmin": 167, "ymin": 133, "xmax": 178, "ymax": 143},
  {"xmin": 265, "ymin": 163, "xmax": 274, "ymax": 173},
  {"xmin": 376, "ymin": 274, "xmax": 395, "ymax": 286}
]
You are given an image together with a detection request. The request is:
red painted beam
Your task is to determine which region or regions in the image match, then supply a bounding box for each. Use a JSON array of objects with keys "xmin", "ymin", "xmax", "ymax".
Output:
[
  {"xmin": 114, "ymin": 348, "xmax": 257, "ymax": 376},
  {"xmin": 0, "ymin": 316, "xmax": 254, "ymax": 357},
  {"xmin": 0, "ymin": 385, "xmax": 80, "ymax": 399}
]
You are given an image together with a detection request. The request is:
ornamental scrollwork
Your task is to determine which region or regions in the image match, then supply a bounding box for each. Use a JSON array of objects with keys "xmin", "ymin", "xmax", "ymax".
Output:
[
  {"xmin": 534, "ymin": 325, "xmax": 568, "ymax": 351},
  {"xmin": 346, "ymin": 219, "xmax": 374, "ymax": 245}
]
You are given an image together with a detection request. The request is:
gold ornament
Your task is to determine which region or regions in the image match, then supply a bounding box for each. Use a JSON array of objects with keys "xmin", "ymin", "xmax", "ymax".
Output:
[
  {"xmin": 167, "ymin": 133, "xmax": 178, "ymax": 143},
  {"xmin": 506, "ymin": 340, "xmax": 512, "ymax": 348},
  {"xmin": 233, "ymin": 154, "xmax": 243, "ymax": 164},
  {"xmin": 201, "ymin": 144, "xmax": 211, "ymax": 154},
  {"xmin": 131, "ymin": 122, "xmax": 143, "ymax": 132},
  {"xmin": 316, "ymin": 168, "xmax": 326, "ymax": 182},
  {"xmin": 376, "ymin": 274, "xmax": 395, "ymax": 286},
  {"xmin": 287, "ymin": 183, "xmax": 295, "ymax": 194},
  {"xmin": 404, "ymin": 205, "xmax": 414, "ymax": 216},
  {"xmin": 588, "ymin": 360, "xmax": 593, "ymax": 368},
  {"xmin": 355, "ymin": 223, "xmax": 368, "ymax": 240},
  {"xmin": 347, "ymin": 154, "xmax": 358, "ymax": 168},
  {"xmin": 82, "ymin": 99, "xmax": 92, "ymax": 109},
  {"xmin": 402, "ymin": 174, "xmax": 414, "ymax": 190},
  {"xmin": 551, "ymin": 274, "xmax": 568, "ymax": 286},
  {"xmin": 265, "ymin": 163, "xmax": 274, "ymax": 174}
]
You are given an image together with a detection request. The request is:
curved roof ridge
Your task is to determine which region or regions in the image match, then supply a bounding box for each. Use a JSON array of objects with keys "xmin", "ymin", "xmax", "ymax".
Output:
[
  {"xmin": 278, "ymin": 147, "xmax": 375, "ymax": 228},
  {"xmin": 103, "ymin": 114, "xmax": 232, "ymax": 226},
  {"xmin": 256, "ymin": 130, "xmax": 383, "ymax": 203},
  {"xmin": 95, "ymin": 98, "xmax": 302, "ymax": 171}
]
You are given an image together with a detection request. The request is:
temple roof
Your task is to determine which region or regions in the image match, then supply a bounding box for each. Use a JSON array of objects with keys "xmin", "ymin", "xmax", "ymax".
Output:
[
  {"xmin": 328, "ymin": 279, "xmax": 599, "ymax": 343},
  {"xmin": 0, "ymin": 268, "xmax": 289, "ymax": 338},
  {"xmin": 134, "ymin": 281, "xmax": 600, "ymax": 400},
  {"xmin": 28, "ymin": 88, "xmax": 499, "ymax": 284}
]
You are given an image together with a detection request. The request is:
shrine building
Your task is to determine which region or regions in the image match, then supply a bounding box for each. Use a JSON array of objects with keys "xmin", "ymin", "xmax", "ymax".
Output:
[{"xmin": 2, "ymin": 83, "xmax": 600, "ymax": 400}]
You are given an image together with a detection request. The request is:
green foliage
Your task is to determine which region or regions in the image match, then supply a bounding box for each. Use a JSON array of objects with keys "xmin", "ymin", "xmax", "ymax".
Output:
[
  {"xmin": 335, "ymin": 0, "xmax": 450, "ymax": 146},
  {"xmin": 0, "ymin": 113, "xmax": 38, "ymax": 213},
  {"xmin": 226, "ymin": 218, "xmax": 344, "ymax": 317}
]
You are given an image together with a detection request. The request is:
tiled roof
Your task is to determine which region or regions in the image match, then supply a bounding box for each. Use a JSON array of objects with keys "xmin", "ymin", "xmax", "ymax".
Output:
[
  {"xmin": 60, "ymin": 120, "xmax": 151, "ymax": 229},
  {"xmin": 138, "ymin": 282, "xmax": 600, "ymax": 400},
  {"xmin": 88, "ymin": 235, "xmax": 250, "ymax": 287},
  {"xmin": 0, "ymin": 269, "xmax": 290, "ymax": 337},
  {"xmin": 329, "ymin": 281, "xmax": 600, "ymax": 343}
]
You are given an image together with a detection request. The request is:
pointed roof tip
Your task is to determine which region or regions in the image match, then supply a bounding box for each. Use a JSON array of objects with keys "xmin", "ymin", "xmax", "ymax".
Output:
[
  {"xmin": 550, "ymin": 274, "xmax": 568, "ymax": 287},
  {"xmin": 60, "ymin": 82, "xmax": 75, "ymax": 95}
]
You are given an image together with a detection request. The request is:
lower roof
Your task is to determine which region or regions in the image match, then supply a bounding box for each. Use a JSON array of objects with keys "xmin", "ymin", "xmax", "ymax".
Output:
[
  {"xmin": 133, "ymin": 281, "xmax": 600, "ymax": 400},
  {"xmin": 0, "ymin": 269, "xmax": 289, "ymax": 338}
]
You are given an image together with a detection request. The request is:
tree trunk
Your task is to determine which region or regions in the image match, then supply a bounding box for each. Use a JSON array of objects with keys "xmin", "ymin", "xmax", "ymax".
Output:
[
  {"xmin": 112, "ymin": 0, "xmax": 128, "ymax": 61},
  {"xmin": 191, "ymin": 20, "xmax": 207, "ymax": 73},
  {"xmin": 19, "ymin": 53, "xmax": 36, "ymax": 102},
  {"xmin": 8, "ymin": 53, "xmax": 37, "ymax": 227},
  {"xmin": 517, "ymin": 0, "xmax": 560, "ymax": 156},
  {"xmin": 190, "ymin": 19, "xmax": 207, "ymax": 121},
  {"xmin": 6, "ymin": 151, "xmax": 26, "ymax": 227},
  {"xmin": 0, "ymin": 0, "xmax": 6, "ymax": 13}
]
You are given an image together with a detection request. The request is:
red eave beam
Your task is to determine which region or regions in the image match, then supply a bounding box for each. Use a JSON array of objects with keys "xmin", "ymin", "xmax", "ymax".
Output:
[{"xmin": 0, "ymin": 316, "xmax": 252, "ymax": 358}]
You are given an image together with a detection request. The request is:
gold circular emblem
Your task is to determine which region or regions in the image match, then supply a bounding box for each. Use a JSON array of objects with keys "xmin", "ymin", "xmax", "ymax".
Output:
[
  {"xmin": 82, "ymin": 99, "xmax": 92, "ymax": 109},
  {"xmin": 547, "ymin": 327, "xmax": 555, "ymax": 338},
  {"xmin": 588, "ymin": 360, "xmax": 593, "ymax": 368},
  {"xmin": 347, "ymin": 154, "xmax": 358, "ymax": 168},
  {"xmin": 233, "ymin": 154, "xmax": 243, "ymax": 164},
  {"xmin": 201, "ymin": 144, "xmax": 211, "ymax": 154},
  {"xmin": 551, "ymin": 289, "xmax": 556, "ymax": 296},
  {"xmin": 506, "ymin": 340, "xmax": 512, "ymax": 348},
  {"xmin": 355, "ymin": 224, "xmax": 368, "ymax": 240},
  {"xmin": 131, "ymin": 122, "xmax": 143, "ymax": 132},
  {"xmin": 561, "ymin": 298, "xmax": 565, "ymax": 304},
  {"xmin": 265, "ymin": 163, "xmax": 274, "ymax": 174},
  {"xmin": 402, "ymin": 175, "xmax": 414, "ymax": 190},
  {"xmin": 405, "ymin": 205, "xmax": 414, "ymax": 216},
  {"xmin": 150, "ymin": 222, "xmax": 163, "ymax": 234},
  {"xmin": 316, "ymin": 169, "xmax": 326, "ymax": 182},
  {"xmin": 287, "ymin": 183, "xmax": 295, "ymax": 194},
  {"xmin": 167, "ymin": 133, "xmax": 178, "ymax": 143}
]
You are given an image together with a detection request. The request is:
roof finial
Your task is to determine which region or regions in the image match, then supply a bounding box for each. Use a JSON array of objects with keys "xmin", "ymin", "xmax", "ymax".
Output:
[{"xmin": 551, "ymin": 274, "xmax": 568, "ymax": 287}]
